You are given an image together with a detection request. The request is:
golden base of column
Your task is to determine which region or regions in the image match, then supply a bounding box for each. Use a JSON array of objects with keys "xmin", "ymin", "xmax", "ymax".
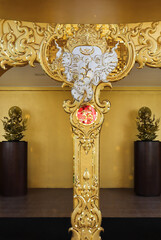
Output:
[{"xmin": 69, "ymin": 173, "xmax": 103, "ymax": 240}]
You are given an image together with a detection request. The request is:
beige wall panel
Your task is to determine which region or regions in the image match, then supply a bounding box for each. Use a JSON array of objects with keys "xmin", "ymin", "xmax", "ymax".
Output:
[
  {"xmin": 100, "ymin": 88, "xmax": 161, "ymax": 188},
  {"xmin": 0, "ymin": 87, "xmax": 160, "ymax": 188},
  {"xmin": 0, "ymin": 88, "xmax": 73, "ymax": 188}
]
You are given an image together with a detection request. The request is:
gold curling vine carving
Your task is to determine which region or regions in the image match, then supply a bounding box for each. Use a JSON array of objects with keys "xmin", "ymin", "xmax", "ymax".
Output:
[
  {"xmin": 69, "ymin": 171, "xmax": 103, "ymax": 240},
  {"xmin": 0, "ymin": 20, "xmax": 160, "ymax": 74},
  {"xmin": 63, "ymin": 83, "xmax": 111, "ymax": 154},
  {"xmin": 135, "ymin": 22, "xmax": 161, "ymax": 68},
  {"xmin": 0, "ymin": 20, "xmax": 41, "ymax": 69},
  {"xmin": 40, "ymin": 23, "xmax": 136, "ymax": 87}
]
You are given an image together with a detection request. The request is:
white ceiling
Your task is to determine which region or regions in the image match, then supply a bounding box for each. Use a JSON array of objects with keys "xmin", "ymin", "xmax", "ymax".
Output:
[{"xmin": 0, "ymin": 63, "xmax": 160, "ymax": 87}]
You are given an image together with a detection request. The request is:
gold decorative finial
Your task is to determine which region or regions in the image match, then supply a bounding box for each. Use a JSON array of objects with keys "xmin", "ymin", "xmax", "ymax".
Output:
[{"xmin": 83, "ymin": 169, "xmax": 90, "ymax": 180}]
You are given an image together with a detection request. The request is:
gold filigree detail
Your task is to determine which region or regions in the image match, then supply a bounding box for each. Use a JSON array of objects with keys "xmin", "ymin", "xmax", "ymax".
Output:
[
  {"xmin": 135, "ymin": 22, "xmax": 161, "ymax": 68},
  {"xmin": 67, "ymin": 25, "xmax": 107, "ymax": 53},
  {"xmin": 95, "ymin": 82, "xmax": 112, "ymax": 113},
  {"xmin": 63, "ymin": 83, "xmax": 111, "ymax": 154},
  {"xmin": 69, "ymin": 172, "xmax": 103, "ymax": 240},
  {"xmin": 80, "ymin": 47, "xmax": 95, "ymax": 55},
  {"xmin": 0, "ymin": 20, "xmax": 40, "ymax": 69},
  {"xmin": 39, "ymin": 23, "xmax": 135, "ymax": 88},
  {"xmin": 79, "ymin": 136, "xmax": 96, "ymax": 155},
  {"xmin": 0, "ymin": 20, "xmax": 161, "ymax": 75},
  {"xmin": 33, "ymin": 23, "xmax": 46, "ymax": 37},
  {"xmin": 63, "ymin": 82, "xmax": 112, "ymax": 239},
  {"xmin": 104, "ymin": 24, "xmax": 135, "ymax": 82}
]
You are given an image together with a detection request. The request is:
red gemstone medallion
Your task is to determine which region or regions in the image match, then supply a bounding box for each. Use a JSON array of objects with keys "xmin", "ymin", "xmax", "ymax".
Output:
[{"xmin": 77, "ymin": 105, "xmax": 97, "ymax": 125}]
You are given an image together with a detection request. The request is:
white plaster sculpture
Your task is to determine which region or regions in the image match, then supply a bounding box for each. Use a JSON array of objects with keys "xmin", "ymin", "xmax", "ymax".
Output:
[{"xmin": 55, "ymin": 42, "xmax": 119, "ymax": 102}]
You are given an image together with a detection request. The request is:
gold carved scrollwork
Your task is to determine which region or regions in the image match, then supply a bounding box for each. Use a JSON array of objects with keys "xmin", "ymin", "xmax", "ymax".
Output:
[
  {"xmin": 98, "ymin": 24, "xmax": 136, "ymax": 82},
  {"xmin": 135, "ymin": 22, "xmax": 161, "ymax": 68},
  {"xmin": 63, "ymin": 83, "xmax": 111, "ymax": 155},
  {"xmin": 0, "ymin": 20, "xmax": 160, "ymax": 74},
  {"xmin": 66, "ymin": 24, "xmax": 108, "ymax": 53},
  {"xmin": 0, "ymin": 20, "xmax": 40, "ymax": 69},
  {"xmin": 39, "ymin": 24, "xmax": 79, "ymax": 85},
  {"xmin": 69, "ymin": 171, "xmax": 103, "ymax": 240},
  {"xmin": 39, "ymin": 24, "xmax": 136, "ymax": 87}
]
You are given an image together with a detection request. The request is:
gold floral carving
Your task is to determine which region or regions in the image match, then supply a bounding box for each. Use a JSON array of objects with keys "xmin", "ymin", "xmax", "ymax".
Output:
[
  {"xmin": 135, "ymin": 22, "xmax": 161, "ymax": 68},
  {"xmin": 0, "ymin": 21, "xmax": 160, "ymax": 72},
  {"xmin": 69, "ymin": 171, "xmax": 103, "ymax": 240},
  {"xmin": 0, "ymin": 20, "xmax": 40, "ymax": 69}
]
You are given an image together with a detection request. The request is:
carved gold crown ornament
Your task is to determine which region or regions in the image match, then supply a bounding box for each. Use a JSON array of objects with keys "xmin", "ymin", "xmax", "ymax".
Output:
[
  {"xmin": 39, "ymin": 24, "xmax": 136, "ymax": 102},
  {"xmin": 0, "ymin": 19, "xmax": 161, "ymax": 240}
]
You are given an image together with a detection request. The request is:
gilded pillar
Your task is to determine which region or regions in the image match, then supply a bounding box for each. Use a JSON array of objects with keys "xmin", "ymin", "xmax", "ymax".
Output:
[{"xmin": 63, "ymin": 84, "xmax": 111, "ymax": 239}]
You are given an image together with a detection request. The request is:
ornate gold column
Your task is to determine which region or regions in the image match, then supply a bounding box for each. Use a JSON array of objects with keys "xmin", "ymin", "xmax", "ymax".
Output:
[
  {"xmin": 0, "ymin": 20, "xmax": 161, "ymax": 239},
  {"xmin": 38, "ymin": 24, "xmax": 136, "ymax": 239},
  {"xmin": 63, "ymin": 84, "xmax": 111, "ymax": 239}
]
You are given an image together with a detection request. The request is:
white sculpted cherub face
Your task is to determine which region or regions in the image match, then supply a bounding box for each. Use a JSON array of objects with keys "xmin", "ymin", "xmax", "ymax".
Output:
[{"xmin": 56, "ymin": 42, "xmax": 118, "ymax": 102}]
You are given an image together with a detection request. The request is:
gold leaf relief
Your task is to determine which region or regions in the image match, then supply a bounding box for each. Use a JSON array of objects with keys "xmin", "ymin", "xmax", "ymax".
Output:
[
  {"xmin": 39, "ymin": 23, "xmax": 137, "ymax": 88},
  {"xmin": 70, "ymin": 175, "xmax": 103, "ymax": 240},
  {"xmin": 0, "ymin": 21, "xmax": 40, "ymax": 69},
  {"xmin": 33, "ymin": 23, "xmax": 46, "ymax": 37},
  {"xmin": 63, "ymin": 83, "xmax": 111, "ymax": 155},
  {"xmin": 135, "ymin": 22, "xmax": 161, "ymax": 68},
  {"xmin": 0, "ymin": 21, "xmax": 161, "ymax": 77}
]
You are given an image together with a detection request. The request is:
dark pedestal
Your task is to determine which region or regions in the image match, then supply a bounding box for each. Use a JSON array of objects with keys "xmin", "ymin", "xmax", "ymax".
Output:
[
  {"xmin": 0, "ymin": 141, "xmax": 27, "ymax": 196},
  {"xmin": 134, "ymin": 141, "xmax": 161, "ymax": 196}
]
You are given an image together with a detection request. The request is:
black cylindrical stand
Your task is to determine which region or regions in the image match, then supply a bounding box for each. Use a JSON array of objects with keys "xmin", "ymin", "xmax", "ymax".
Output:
[
  {"xmin": 134, "ymin": 141, "xmax": 160, "ymax": 196},
  {"xmin": 0, "ymin": 141, "xmax": 27, "ymax": 196}
]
